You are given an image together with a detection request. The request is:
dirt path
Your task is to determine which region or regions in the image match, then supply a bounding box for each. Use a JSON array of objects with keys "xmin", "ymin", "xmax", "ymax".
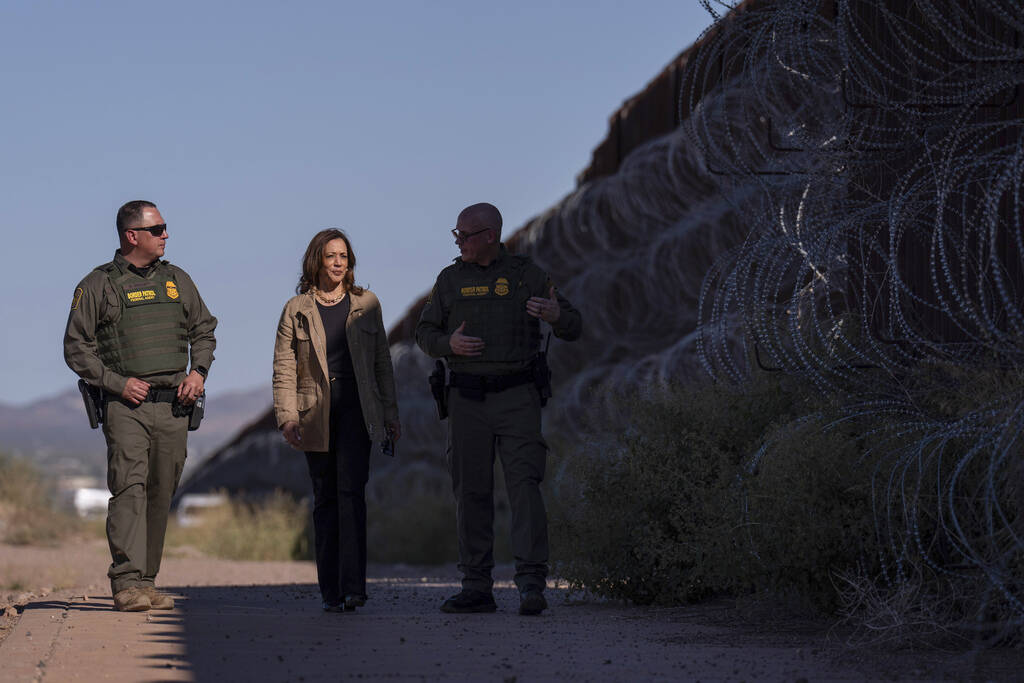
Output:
[{"xmin": 0, "ymin": 540, "xmax": 1019, "ymax": 681}]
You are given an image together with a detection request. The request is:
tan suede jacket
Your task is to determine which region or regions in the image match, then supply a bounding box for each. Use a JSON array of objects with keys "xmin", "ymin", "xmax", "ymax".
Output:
[{"xmin": 272, "ymin": 289, "xmax": 399, "ymax": 453}]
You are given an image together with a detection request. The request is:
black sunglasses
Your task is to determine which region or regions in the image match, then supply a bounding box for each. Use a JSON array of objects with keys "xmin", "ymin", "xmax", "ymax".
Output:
[
  {"xmin": 451, "ymin": 227, "xmax": 491, "ymax": 242},
  {"xmin": 128, "ymin": 223, "xmax": 167, "ymax": 237}
]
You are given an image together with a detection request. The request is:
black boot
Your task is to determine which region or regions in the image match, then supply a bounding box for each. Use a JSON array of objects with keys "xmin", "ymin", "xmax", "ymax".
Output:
[
  {"xmin": 440, "ymin": 589, "xmax": 497, "ymax": 613},
  {"xmin": 518, "ymin": 589, "xmax": 547, "ymax": 616}
]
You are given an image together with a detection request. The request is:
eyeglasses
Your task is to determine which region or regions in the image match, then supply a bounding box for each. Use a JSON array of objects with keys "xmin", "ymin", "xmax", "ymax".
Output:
[
  {"xmin": 451, "ymin": 227, "xmax": 491, "ymax": 242},
  {"xmin": 128, "ymin": 223, "xmax": 167, "ymax": 237}
]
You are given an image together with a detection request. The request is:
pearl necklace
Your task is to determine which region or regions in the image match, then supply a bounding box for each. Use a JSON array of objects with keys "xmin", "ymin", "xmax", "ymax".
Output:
[{"xmin": 313, "ymin": 288, "xmax": 347, "ymax": 305}]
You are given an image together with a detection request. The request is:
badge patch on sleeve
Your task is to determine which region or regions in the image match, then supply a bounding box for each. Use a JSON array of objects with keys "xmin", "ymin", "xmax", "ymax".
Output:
[
  {"xmin": 71, "ymin": 287, "xmax": 84, "ymax": 311},
  {"xmin": 166, "ymin": 281, "xmax": 179, "ymax": 300}
]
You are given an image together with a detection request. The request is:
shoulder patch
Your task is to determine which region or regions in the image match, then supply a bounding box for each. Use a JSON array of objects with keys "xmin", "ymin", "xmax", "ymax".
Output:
[{"xmin": 71, "ymin": 287, "xmax": 84, "ymax": 311}]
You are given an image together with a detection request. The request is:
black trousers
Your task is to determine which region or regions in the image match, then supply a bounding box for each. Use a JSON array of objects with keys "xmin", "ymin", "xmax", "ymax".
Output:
[{"xmin": 304, "ymin": 378, "xmax": 370, "ymax": 604}]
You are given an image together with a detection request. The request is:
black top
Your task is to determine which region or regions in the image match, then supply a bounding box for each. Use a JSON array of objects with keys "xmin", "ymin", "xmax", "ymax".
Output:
[{"xmin": 316, "ymin": 297, "xmax": 355, "ymax": 380}]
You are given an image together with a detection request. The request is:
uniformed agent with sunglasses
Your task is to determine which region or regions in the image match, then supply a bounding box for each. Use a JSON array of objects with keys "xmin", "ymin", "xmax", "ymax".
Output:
[{"xmin": 63, "ymin": 200, "xmax": 217, "ymax": 612}]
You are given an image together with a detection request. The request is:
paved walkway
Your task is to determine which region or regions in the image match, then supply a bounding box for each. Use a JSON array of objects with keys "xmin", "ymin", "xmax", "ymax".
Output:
[
  {"xmin": 2, "ymin": 583, "xmax": 850, "ymax": 682},
  {"xmin": 1, "ymin": 543, "xmax": 1019, "ymax": 681}
]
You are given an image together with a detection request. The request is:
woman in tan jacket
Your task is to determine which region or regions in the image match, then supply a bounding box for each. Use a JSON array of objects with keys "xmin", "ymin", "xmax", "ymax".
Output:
[{"xmin": 273, "ymin": 228, "xmax": 400, "ymax": 612}]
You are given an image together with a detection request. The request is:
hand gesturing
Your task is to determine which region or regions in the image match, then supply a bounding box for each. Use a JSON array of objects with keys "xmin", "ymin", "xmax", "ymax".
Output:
[
  {"xmin": 526, "ymin": 286, "xmax": 561, "ymax": 323},
  {"xmin": 449, "ymin": 321, "xmax": 485, "ymax": 356}
]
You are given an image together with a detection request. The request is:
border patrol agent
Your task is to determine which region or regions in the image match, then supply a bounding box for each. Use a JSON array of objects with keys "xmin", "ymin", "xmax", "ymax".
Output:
[
  {"xmin": 416, "ymin": 202, "xmax": 581, "ymax": 616},
  {"xmin": 64, "ymin": 200, "xmax": 217, "ymax": 612}
]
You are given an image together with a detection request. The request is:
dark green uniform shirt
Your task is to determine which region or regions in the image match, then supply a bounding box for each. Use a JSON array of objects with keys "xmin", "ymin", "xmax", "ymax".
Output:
[
  {"xmin": 64, "ymin": 250, "xmax": 218, "ymax": 395},
  {"xmin": 415, "ymin": 245, "xmax": 581, "ymax": 374}
]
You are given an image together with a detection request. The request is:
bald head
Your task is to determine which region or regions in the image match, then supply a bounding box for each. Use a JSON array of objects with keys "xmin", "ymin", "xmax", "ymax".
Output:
[
  {"xmin": 457, "ymin": 203, "xmax": 502, "ymax": 238},
  {"xmin": 454, "ymin": 202, "xmax": 502, "ymax": 266}
]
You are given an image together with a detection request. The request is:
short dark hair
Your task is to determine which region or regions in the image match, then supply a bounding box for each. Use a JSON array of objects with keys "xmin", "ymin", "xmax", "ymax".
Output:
[{"xmin": 116, "ymin": 200, "xmax": 157, "ymax": 233}]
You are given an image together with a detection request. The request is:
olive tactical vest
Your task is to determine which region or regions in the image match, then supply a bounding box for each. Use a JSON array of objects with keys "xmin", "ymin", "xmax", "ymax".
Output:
[
  {"xmin": 447, "ymin": 255, "xmax": 540, "ymax": 363},
  {"xmin": 94, "ymin": 261, "xmax": 189, "ymax": 377}
]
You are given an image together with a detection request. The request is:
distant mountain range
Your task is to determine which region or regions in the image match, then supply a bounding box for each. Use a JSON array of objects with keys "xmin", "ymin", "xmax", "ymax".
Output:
[{"xmin": 0, "ymin": 385, "xmax": 272, "ymax": 480}]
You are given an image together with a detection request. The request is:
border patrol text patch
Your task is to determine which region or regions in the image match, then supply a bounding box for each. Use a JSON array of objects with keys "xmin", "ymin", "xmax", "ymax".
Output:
[{"xmin": 126, "ymin": 289, "xmax": 157, "ymax": 303}]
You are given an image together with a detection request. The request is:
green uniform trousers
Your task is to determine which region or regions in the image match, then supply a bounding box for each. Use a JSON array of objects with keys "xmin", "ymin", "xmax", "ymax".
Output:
[
  {"xmin": 102, "ymin": 398, "xmax": 188, "ymax": 594},
  {"xmin": 448, "ymin": 382, "xmax": 548, "ymax": 593}
]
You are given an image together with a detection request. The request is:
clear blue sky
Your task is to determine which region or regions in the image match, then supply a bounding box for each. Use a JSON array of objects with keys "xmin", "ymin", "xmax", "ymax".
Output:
[{"xmin": 0, "ymin": 1, "xmax": 715, "ymax": 405}]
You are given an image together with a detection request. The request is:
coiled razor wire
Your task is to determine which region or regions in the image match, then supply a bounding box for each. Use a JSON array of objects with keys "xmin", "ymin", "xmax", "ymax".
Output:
[
  {"xmin": 387, "ymin": 0, "xmax": 1024, "ymax": 631},
  {"xmin": 689, "ymin": 0, "xmax": 1024, "ymax": 631}
]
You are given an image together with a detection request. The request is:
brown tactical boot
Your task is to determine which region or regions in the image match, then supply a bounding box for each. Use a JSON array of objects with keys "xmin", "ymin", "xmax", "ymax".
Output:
[
  {"xmin": 113, "ymin": 587, "xmax": 151, "ymax": 612},
  {"xmin": 141, "ymin": 586, "xmax": 175, "ymax": 610}
]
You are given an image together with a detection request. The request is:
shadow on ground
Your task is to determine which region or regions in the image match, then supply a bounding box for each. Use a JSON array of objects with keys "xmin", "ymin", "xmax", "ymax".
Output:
[{"xmin": 7, "ymin": 571, "xmax": 1023, "ymax": 682}]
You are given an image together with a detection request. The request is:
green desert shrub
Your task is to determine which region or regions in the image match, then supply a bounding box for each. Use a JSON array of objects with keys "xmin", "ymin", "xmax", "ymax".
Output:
[
  {"xmin": 553, "ymin": 377, "xmax": 815, "ymax": 604},
  {"xmin": 368, "ymin": 493, "xmax": 459, "ymax": 565},
  {"xmin": 552, "ymin": 377, "xmax": 884, "ymax": 609},
  {"xmin": 166, "ymin": 490, "xmax": 309, "ymax": 561},
  {"xmin": 167, "ymin": 485, "xmax": 510, "ymax": 567},
  {"xmin": 553, "ymin": 363, "xmax": 1024, "ymax": 644},
  {"xmin": 368, "ymin": 464, "xmax": 514, "ymax": 566},
  {"xmin": 0, "ymin": 452, "xmax": 81, "ymax": 545},
  {"xmin": 736, "ymin": 413, "xmax": 880, "ymax": 611}
]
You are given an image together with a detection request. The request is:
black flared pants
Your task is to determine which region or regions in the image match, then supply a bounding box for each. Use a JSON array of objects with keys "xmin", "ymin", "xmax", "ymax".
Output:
[{"xmin": 304, "ymin": 379, "xmax": 370, "ymax": 604}]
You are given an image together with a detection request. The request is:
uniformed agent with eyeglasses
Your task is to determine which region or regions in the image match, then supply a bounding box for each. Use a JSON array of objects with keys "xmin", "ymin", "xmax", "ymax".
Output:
[
  {"xmin": 416, "ymin": 202, "xmax": 581, "ymax": 616},
  {"xmin": 63, "ymin": 200, "xmax": 217, "ymax": 612}
]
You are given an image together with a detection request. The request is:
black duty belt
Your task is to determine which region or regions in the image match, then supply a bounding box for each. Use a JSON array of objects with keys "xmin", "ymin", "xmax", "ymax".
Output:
[
  {"xmin": 449, "ymin": 368, "xmax": 534, "ymax": 395},
  {"xmin": 143, "ymin": 388, "xmax": 178, "ymax": 403}
]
